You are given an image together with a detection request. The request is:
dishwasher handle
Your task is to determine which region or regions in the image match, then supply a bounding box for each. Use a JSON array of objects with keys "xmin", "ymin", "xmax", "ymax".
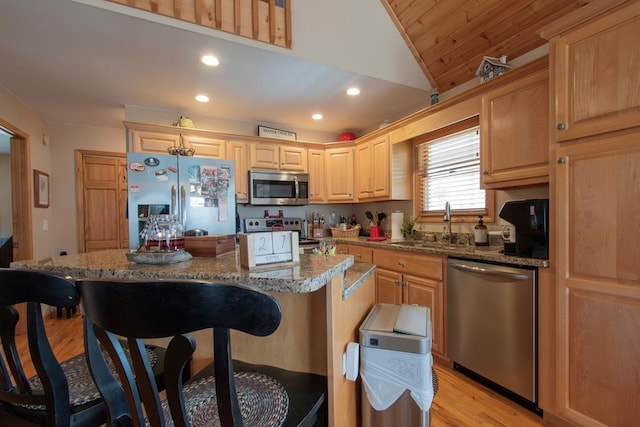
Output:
[{"xmin": 450, "ymin": 262, "xmax": 530, "ymax": 281}]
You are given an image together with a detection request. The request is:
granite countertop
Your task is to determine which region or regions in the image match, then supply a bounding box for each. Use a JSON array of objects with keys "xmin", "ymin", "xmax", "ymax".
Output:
[
  {"xmin": 325, "ymin": 236, "xmax": 549, "ymax": 268},
  {"xmin": 11, "ymin": 249, "xmax": 360, "ymax": 296}
]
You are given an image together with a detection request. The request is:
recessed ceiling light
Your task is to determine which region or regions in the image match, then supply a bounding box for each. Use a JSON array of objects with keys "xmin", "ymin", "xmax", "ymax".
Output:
[
  {"xmin": 346, "ymin": 87, "xmax": 360, "ymax": 96},
  {"xmin": 312, "ymin": 113, "xmax": 323, "ymax": 120},
  {"xmin": 201, "ymin": 55, "xmax": 220, "ymax": 67},
  {"xmin": 195, "ymin": 94, "xmax": 210, "ymax": 103}
]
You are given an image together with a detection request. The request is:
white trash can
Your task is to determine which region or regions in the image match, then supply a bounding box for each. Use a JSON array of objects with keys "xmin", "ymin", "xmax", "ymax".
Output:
[{"xmin": 359, "ymin": 303, "xmax": 436, "ymax": 427}]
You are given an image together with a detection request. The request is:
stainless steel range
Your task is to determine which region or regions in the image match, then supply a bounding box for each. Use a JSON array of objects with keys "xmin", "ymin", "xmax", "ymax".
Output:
[{"xmin": 243, "ymin": 217, "xmax": 320, "ymax": 252}]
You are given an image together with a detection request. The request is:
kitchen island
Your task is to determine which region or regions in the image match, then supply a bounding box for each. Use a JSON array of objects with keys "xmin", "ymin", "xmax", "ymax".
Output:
[{"xmin": 12, "ymin": 249, "xmax": 376, "ymax": 427}]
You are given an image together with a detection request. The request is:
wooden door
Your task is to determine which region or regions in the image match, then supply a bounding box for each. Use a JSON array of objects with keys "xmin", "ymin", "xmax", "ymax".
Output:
[
  {"xmin": 480, "ymin": 69, "xmax": 549, "ymax": 188},
  {"xmin": 375, "ymin": 268, "xmax": 402, "ymax": 305},
  {"xmin": 307, "ymin": 148, "xmax": 325, "ymax": 203},
  {"xmin": 404, "ymin": 274, "xmax": 444, "ymax": 357},
  {"xmin": 76, "ymin": 151, "xmax": 128, "ymax": 252},
  {"xmin": 555, "ymin": 131, "xmax": 640, "ymax": 426}
]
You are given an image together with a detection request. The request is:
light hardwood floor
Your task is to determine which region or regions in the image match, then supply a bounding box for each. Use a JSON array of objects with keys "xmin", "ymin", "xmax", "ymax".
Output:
[{"xmin": 13, "ymin": 312, "xmax": 551, "ymax": 426}]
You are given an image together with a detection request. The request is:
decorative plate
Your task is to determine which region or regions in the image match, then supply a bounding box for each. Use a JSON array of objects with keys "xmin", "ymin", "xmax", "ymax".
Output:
[{"xmin": 126, "ymin": 250, "xmax": 192, "ymax": 264}]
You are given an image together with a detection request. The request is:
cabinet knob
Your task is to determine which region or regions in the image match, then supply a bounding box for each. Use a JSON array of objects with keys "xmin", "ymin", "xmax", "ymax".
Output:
[
  {"xmin": 483, "ymin": 170, "xmax": 489, "ymax": 175},
  {"xmin": 557, "ymin": 123, "xmax": 566, "ymax": 130},
  {"xmin": 356, "ymin": 254, "xmax": 361, "ymax": 258},
  {"xmin": 398, "ymin": 261, "xmax": 405, "ymax": 267},
  {"xmin": 557, "ymin": 157, "xmax": 566, "ymax": 164}
]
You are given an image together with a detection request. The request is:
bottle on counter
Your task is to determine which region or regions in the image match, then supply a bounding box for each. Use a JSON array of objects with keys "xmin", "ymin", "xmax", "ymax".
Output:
[{"xmin": 474, "ymin": 215, "xmax": 488, "ymax": 246}]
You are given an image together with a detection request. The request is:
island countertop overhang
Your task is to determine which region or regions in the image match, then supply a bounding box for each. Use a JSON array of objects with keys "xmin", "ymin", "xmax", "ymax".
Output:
[{"xmin": 10, "ymin": 249, "xmax": 365, "ymax": 295}]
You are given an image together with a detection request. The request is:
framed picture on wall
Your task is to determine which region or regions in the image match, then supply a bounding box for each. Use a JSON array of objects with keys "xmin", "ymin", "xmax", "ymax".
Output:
[{"xmin": 34, "ymin": 169, "xmax": 49, "ymax": 208}]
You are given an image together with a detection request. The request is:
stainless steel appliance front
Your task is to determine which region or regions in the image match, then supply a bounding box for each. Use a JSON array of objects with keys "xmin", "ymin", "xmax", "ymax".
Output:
[
  {"xmin": 248, "ymin": 170, "xmax": 309, "ymax": 205},
  {"xmin": 243, "ymin": 217, "xmax": 319, "ymax": 252},
  {"xmin": 447, "ymin": 258, "xmax": 539, "ymax": 411}
]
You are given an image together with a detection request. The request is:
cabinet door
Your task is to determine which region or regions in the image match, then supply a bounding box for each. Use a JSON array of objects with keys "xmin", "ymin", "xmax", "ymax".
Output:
[
  {"xmin": 250, "ymin": 143, "xmax": 279, "ymax": 169},
  {"xmin": 551, "ymin": 3, "xmax": 640, "ymax": 142},
  {"xmin": 227, "ymin": 141, "xmax": 249, "ymax": 204},
  {"xmin": 355, "ymin": 142, "xmax": 373, "ymax": 199},
  {"xmin": 308, "ymin": 148, "xmax": 326, "ymax": 203},
  {"xmin": 117, "ymin": 158, "xmax": 129, "ymax": 250},
  {"xmin": 480, "ymin": 69, "xmax": 549, "ymax": 188},
  {"xmin": 375, "ymin": 268, "xmax": 402, "ymax": 305},
  {"xmin": 555, "ymin": 131, "xmax": 640, "ymax": 426},
  {"xmin": 279, "ymin": 145, "xmax": 307, "ymax": 171},
  {"xmin": 181, "ymin": 135, "xmax": 226, "ymax": 159},
  {"xmin": 325, "ymin": 147, "xmax": 354, "ymax": 202},
  {"xmin": 371, "ymin": 137, "xmax": 390, "ymax": 198},
  {"xmin": 404, "ymin": 274, "xmax": 444, "ymax": 357},
  {"xmin": 129, "ymin": 130, "xmax": 180, "ymax": 154},
  {"xmin": 348, "ymin": 245, "xmax": 373, "ymax": 263}
]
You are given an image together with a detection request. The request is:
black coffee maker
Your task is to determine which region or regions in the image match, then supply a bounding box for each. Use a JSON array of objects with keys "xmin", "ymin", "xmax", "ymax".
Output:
[{"xmin": 498, "ymin": 199, "xmax": 549, "ymax": 259}]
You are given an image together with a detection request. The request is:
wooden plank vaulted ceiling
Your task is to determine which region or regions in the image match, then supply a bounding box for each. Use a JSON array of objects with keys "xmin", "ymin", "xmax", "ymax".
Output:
[{"xmin": 380, "ymin": 0, "xmax": 591, "ymax": 91}]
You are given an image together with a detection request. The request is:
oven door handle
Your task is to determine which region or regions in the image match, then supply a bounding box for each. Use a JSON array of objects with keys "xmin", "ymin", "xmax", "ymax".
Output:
[{"xmin": 450, "ymin": 263, "xmax": 529, "ymax": 281}]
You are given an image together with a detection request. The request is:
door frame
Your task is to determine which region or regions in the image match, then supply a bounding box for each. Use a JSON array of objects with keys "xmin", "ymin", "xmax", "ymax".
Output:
[{"xmin": 0, "ymin": 118, "xmax": 32, "ymax": 262}]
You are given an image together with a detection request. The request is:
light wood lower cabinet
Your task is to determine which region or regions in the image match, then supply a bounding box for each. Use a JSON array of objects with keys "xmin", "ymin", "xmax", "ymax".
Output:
[{"xmin": 372, "ymin": 248, "xmax": 445, "ymax": 357}]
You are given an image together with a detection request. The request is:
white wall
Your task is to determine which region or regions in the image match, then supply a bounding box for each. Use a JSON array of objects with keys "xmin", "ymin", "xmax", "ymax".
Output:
[
  {"xmin": 0, "ymin": 155, "xmax": 11, "ymax": 237},
  {"xmin": 48, "ymin": 123, "xmax": 127, "ymax": 255},
  {"xmin": 0, "ymin": 87, "xmax": 51, "ymax": 260}
]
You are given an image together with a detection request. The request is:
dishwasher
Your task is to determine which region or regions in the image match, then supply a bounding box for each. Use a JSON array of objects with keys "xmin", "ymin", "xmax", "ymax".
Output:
[{"xmin": 447, "ymin": 258, "xmax": 540, "ymax": 414}]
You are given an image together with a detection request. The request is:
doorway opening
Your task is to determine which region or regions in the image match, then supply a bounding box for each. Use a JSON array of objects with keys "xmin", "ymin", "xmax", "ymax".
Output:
[{"xmin": 0, "ymin": 118, "xmax": 33, "ymax": 263}]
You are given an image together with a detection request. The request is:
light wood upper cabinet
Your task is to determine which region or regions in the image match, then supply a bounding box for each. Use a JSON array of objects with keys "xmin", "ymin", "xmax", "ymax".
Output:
[
  {"xmin": 307, "ymin": 148, "xmax": 326, "ymax": 203},
  {"xmin": 250, "ymin": 143, "xmax": 307, "ymax": 171},
  {"xmin": 325, "ymin": 146, "xmax": 354, "ymax": 202},
  {"xmin": 129, "ymin": 130, "xmax": 180, "ymax": 154},
  {"xmin": 181, "ymin": 135, "xmax": 226, "ymax": 158},
  {"xmin": 546, "ymin": 2, "xmax": 640, "ymax": 142},
  {"xmin": 227, "ymin": 140, "xmax": 249, "ymax": 204},
  {"xmin": 480, "ymin": 69, "xmax": 549, "ymax": 188},
  {"xmin": 356, "ymin": 135, "xmax": 390, "ymax": 200},
  {"xmin": 129, "ymin": 129, "xmax": 226, "ymax": 159}
]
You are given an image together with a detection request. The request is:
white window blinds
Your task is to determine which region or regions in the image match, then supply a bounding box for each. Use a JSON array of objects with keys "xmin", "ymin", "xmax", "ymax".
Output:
[{"xmin": 417, "ymin": 126, "xmax": 485, "ymax": 214}]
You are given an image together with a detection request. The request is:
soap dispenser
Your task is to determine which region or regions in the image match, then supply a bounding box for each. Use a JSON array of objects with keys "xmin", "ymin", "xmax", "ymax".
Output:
[{"xmin": 474, "ymin": 215, "xmax": 488, "ymax": 246}]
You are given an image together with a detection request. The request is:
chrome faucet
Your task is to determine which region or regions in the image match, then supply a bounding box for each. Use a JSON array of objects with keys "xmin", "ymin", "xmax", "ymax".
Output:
[{"xmin": 443, "ymin": 201, "xmax": 452, "ymax": 243}]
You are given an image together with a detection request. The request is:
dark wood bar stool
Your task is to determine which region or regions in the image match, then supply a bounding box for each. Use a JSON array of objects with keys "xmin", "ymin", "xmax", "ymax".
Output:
[{"xmin": 77, "ymin": 278, "xmax": 327, "ymax": 426}]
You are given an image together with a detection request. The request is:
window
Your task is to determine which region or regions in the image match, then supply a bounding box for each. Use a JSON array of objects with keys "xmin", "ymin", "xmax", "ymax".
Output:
[{"xmin": 416, "ymin": 119, "xmax": 493, "ymax": 221}]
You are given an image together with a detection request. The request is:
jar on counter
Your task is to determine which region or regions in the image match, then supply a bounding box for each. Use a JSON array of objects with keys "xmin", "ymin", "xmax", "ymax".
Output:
[{"xmin": 145, "ymin": 214, "xmax": 185, "ymax": 251}]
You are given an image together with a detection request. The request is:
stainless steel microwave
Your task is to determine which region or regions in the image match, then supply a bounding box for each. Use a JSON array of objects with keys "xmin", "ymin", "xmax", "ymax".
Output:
[{"xmin": 248, "ymin": 170, "xmax": 309, "ymax": 206}]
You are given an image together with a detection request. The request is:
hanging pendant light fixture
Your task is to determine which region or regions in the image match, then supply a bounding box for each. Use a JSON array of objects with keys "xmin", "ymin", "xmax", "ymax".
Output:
[{"xmin": 167, "ymin": 139, "xmax": 195, "ymax": 156}]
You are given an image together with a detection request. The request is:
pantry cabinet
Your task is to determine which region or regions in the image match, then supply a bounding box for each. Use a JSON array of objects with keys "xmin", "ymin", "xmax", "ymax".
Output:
[
  {"xmin": 541, "ymin": 2, "xmax": 640, "ymax": 425},
  {"xmin": 545, "ymin": 2, "xmax": 640, "ymax": 142},
  {"xmin": 250, "ymin": 143, "xmax": 307, "ymax": 171},
  {"xmin": 307, "ymin": 148, "xmax": 326, "ymax": 203},
  {"xmin": 355, "ymin": 135, "xmax": 389, "ymax": 200},
  {"xmin": 325, "ymin": 146, "xmax": 354, "ymax": 202},
  {"xmin": 372, "ymin": 248, "xmax": 445, "ymax": 357},
  {"xmin": 227, "ymin": 140, "xmax": 249, "ymax": 204},
  {"xmin": 480, "ymin": 69, "xmax": 549, "ymax": 188}
]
